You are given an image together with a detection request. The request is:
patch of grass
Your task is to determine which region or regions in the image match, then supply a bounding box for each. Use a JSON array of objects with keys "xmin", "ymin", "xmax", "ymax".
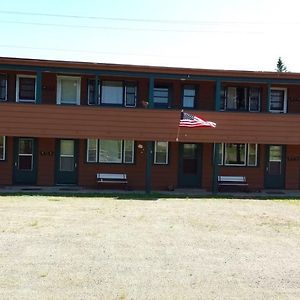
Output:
[
  {"xmin": 48, "ymin": 198, "xmax": 61, "ymax": 202},
  {"xmin": 0, "ymin": 191, "xmax": 300, "ymax": 201},
  {"xmin": 29, "ymin": 220, "xmax": 38, "ymax": 227},
  {"xmin": 273, "ymin": 199, "xmax": 300, "ymax": 205},
  {"xmin": 118, "ymin": 291, "xmax": 127, "ymax": 300}
]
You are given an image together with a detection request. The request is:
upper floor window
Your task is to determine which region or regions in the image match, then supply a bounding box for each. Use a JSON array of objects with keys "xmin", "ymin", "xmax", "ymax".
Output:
[
  {"xmin": 0, "ymin": 74, "xmax": 7, "ymax": 101},
  {"xmin": 88, "ymin": 80, "xmax": 137, "ymax": 107},
  {"xmin": 221, "ymin": 87, "xmax": 260, "ymax": 112},
  {"xmin": 87, "ymin": 79, "xmax": 97, "ymax": 105},
  {"xmin": 182, "ymin": 85, "xmax": 196, "ymax": 108},
  {"xmin": 101, "ymin": 81, "xmax": 123, "ymax": 106},
  {"xmin": 0, "ymin": 136, "xmax": 5, "ymax": 160},
  {"xmin": 57, "ymin": 76, "xmax": 81, "ymax": 105},
  {"xmin": 270, "ymin": 88, "xmax": 287, "ymax": 113},
  {"xmin": 153, "ymin": 86, "xmax": 170, "ymax": 108},
  {"xmin": 216, "ymin": 143, "xmax": 258, "ymax": 167},
  {"xmin": 16, "ymin": 75, "xmax": 36, "ymax": 103},
  {"xmin": 154, "ymin": 141, "xmax": 169, "ymax": 164},
  {"xmin": 86, "ymin": 139, "xmax": 134, "ymax": 164}
]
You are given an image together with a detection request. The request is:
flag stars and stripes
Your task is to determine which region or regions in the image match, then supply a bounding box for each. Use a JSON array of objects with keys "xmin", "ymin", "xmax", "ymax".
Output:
[{"xmin": 179, "ymin": 111, "xmax": 216, "ymax": 128}]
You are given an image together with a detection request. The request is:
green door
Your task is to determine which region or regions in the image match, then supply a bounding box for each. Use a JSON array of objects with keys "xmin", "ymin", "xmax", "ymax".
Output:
[
  {"xmin": 56, "ymin": 139, "xmax": 78, "ymax": 184},
  {"xmin": 13, "ymin": 138, "xmax": 37, "ymax": 184},
  {"xmin": 265, "ymin": 145, "xmax": 285, "ymax": 189},
  {"xmin": 178, "ymin": 143, "xmax": 202, "ymax": 188}
]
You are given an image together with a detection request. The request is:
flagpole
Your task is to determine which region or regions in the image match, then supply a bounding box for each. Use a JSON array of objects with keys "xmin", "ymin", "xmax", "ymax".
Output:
[{"xmin": 176, "ymin": 126, "xmax": 181, "ymax": 142}]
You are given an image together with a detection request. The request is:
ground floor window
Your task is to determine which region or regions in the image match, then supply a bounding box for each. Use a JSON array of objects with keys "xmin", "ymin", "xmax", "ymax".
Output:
[
  {"xmin": 216, "ymin": 143, "xmax": 258, "ymax": 166},
  {"xmin": 0, "ymin": 136, "xmax": 5, "ymax": 160},
  {"xmin": 154, "ymin": 141, "xmax": 169, "ymax": 164},
  {"xmin": 86, "ymin": 139, "xmax": 134, "ymax": 164}
]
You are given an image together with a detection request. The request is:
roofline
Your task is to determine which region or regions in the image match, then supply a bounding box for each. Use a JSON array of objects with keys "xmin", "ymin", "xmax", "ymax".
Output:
[{"xmin": 1, "ymin": 56, "xmax": 300, "ymax": 80}]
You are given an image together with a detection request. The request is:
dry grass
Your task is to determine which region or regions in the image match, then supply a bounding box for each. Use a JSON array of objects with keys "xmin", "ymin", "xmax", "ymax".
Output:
[{"xmin": 0, "ymin": 196, "xmax": 299, "ymax": 299}]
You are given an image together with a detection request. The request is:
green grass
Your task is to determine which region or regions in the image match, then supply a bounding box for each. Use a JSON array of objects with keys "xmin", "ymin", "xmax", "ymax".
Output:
[{"xmin": 0, "ymin": 191, "xmax": 300, "ymax": 201}]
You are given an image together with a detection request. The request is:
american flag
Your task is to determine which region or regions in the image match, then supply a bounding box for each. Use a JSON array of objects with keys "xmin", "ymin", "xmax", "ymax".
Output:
[{"xmin": 179, "ymin": 111, "xmax": 216, "ymax": 128}]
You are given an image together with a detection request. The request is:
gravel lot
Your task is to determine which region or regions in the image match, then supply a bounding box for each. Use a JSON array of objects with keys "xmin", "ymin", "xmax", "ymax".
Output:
[{"xmin": 0, "ymin": 196, "xmax": 299, "ymax": 300}]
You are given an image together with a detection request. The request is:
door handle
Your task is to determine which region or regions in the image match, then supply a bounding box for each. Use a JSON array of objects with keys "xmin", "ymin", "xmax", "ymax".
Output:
[{"xmin": 75, "ymin": 163, "xmax": 77, "ymax": 168}]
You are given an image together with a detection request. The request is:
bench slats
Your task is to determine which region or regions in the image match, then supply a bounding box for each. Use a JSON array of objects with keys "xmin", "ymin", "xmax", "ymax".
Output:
[
  {"xmin": 218, "ymin": 176, "xmax": 246, "ymax": 183},
  {"xmin": 97, "ymin": 173, "xmax": 127, "ymax": 184},
  {"xmin": 217, "ymin": 176, "xmax": 248, "ymax": 192}
]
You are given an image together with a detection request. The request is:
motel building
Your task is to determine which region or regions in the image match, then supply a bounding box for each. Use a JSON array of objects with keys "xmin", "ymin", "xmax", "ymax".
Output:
[{"xmin": 0, "ymin": 56, "xmax": 300, "ymax": 193}]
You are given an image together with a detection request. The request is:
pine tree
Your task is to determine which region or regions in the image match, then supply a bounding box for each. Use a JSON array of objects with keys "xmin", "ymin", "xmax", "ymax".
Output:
[{"xmin": 276, "ymin": 57, "xmax": 287, "ymax": 72}]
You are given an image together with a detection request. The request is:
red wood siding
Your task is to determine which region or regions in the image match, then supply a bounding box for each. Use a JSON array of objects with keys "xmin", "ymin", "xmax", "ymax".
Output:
[
  {"xmin": 1, "ymin": 103, "xmax": 300, "ymax": 145},
  {"xmin": 0, "ymin": 137, "xmax": 13, "ymax": 185},
  {"xmin": 37, "ymin": 138, "xmax": 55, "ymax": 185},
  {"xmin": 286, "ymin": 145, "xmax": 300, "ymax": 189}
]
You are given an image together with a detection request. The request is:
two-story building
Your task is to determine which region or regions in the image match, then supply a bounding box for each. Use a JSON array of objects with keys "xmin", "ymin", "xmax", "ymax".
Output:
[{"xmin": 1, "ymin": 57, "xmax": 300, "ymax": 192}]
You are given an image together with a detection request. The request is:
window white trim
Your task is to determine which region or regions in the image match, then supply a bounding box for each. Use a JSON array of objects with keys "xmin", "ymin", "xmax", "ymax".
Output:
[
  {"xmin": 269, "ymin": 87, "xmax": 287, "ymax": 113},
  {"xmin": 16, "ymin": 75, "xmax": 37, "ymax": 103},
  {"xmin": 154, "ymin": 141, "xmax": 169, "ymax": 165},
  {"xmin": 0, "ymin": 74, "xmax": 7, "ymax": 101},
  {"xmin": 248, "ymin": 87, "xmax": 261, "ymax": 112},
  {"xmin": 182, "ymin": 85, "xmax": 196, "ymax": 109},
  {"xmin": 57, "ymin": 76, "xmax": 81, "ymax": 105},
  {"xmin": 124, "ymin": 85, "xmax": 137, "ymax": 108},
  {"xmin": 0, "ymin": 136, "xmax": 5, "ymax": 160},
  {"xmin": 247, "ymin": 143, "xmax": 258, "ymax": 166},
  {"xmin": 214, "ymin": 143, "xmax": 224, "ymax": 166},
  {"xmin": 217, "ymin": 143, "xmax": 258, "ymax": 167},
  {"xmin": 87, "ymin": 139, "xmax": 135, "ymax": 164},
  {"xmin": 87, "ymin": 79, "xmax": 100, "ymax": 105},
  {"xmin": 123, "ymin": 140, "xmax": 134, "ymax": 163},
  {"xmin": 86, "ymin": 139, "xmax": 98, "ymax": 162}
]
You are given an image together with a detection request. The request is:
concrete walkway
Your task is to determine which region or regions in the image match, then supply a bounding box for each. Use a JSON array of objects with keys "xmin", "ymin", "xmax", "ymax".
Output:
[{"xmin": 0, "ymin": 185, "xmax": 300, "ymax": 198}]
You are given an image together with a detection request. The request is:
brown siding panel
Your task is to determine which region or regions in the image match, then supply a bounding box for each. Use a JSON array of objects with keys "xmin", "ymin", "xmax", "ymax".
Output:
[
  {"xmin": 0, "ymin": 137, "xmax": 13, "ymax": 185},
  {"xmin": 286, "ymin": 145, "xmax": 300, "ymax": 189},
  {"xmin": 1, "ymin": 104, "xmax": 300, "ymax": 145},
  {"xmin": 42, "ymin": 73, "xmax": 57, "ymax": 105},
  {"xmin": 37, "ymin": 138, "xmax": 55, "ymax": 185}
]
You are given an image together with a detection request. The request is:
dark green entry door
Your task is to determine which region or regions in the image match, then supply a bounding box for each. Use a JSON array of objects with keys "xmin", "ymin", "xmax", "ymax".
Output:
[
  {"xmin": 265, "ymin": 145, "xmax": 285, "ymax": 189},
  {"xmin": 56, "ymin": 139, "xmax": 78, "ymax": 184},
  {"xmin": 13, "ymin": 138, "xmax": 37, "ymax": 184},
  {"xmin": 178, "ymin": 143, "xmax": 202, "ymax": 188}
]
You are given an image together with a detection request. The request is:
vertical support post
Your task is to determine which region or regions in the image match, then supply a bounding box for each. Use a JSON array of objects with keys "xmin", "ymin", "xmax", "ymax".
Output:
[
  {"xmin": 145, "ymin": 76, "xmax": 155, "ymax": 193},
  {"xmin": 212, "ymin": 143, "xmax": 219, "ymax": 195},
  {"xmin": 145, "ymin": 141, "xmax": 153, "ymax": 193},
  {"xmin": 212, "ymin": 79, "xmax": 221, "ymax": 194},
  {"xmin": 36, "ymin": 71, "xmax": 42, "ymax": 104},
  {"xmin": 267, "ymin": 83, "xmax": 271, "ymax": 112},
  {"xmin": 148, "ymin": 76, "xmax": 154, "ymax": 109},
  {"xmin": 215, "ymin": 79, "xmax": 221, "ymax": 111},
  {"xmin": 94, "ymin": 75, "xmax": 99, "ymax": 105}
]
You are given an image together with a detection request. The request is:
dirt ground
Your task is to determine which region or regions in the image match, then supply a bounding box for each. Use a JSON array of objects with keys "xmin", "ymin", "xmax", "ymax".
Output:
[{"xmin": 0, "ymin": 196, "xmax": 299, "ymax": 300}]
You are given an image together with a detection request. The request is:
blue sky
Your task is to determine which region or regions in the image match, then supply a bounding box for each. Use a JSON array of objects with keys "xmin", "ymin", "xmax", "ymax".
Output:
[{"xmin": 1, "ymin": 0, "xmax": 300, "ymax": 71}]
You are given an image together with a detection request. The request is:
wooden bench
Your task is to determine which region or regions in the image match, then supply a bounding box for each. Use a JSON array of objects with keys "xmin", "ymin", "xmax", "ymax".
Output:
[
  {"xmin": 217, "ymin": 176, "xmax": 248, "ymax": 192},
  {"xmin": 96, "ymin": 173, "xmax": 128, "ymax": 184}
]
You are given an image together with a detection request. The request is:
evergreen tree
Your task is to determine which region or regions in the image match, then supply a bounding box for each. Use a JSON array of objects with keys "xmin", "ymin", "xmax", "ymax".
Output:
[{"xmin": 276, "ymin": 57, "xmax": 287, "ymax": 72}]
